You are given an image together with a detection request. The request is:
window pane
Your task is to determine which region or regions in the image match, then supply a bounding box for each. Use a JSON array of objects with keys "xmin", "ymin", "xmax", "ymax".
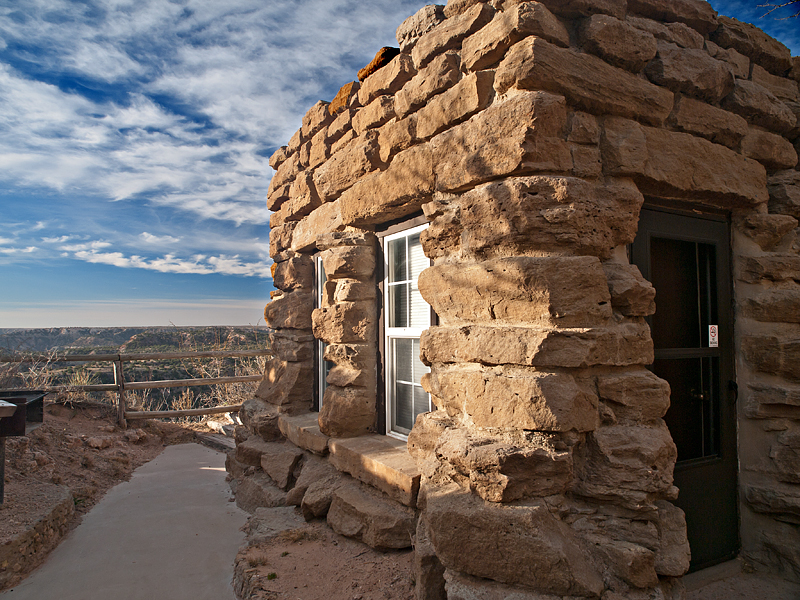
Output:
[
  {"xmin": 413, "ymin": 386, "xmax": 431, "ymax": 421},
  {"xmin": 394, "ymin": 338, "xmax": 413, "ymax": 383},
  {"xmin": 412, "ymin": 338, "xmax": 427, "ymax": 385},
  {"xmin": 389, "ymin": 283, "xmax": 409, "ymax": 328},
  {"xmin": 388, "ymin": 237, "xmax": 407, "ymax": 283},
  {"xmin": 395, "ymin": 382, "xmax": 414, "ymax": 431},
  {"xmin": 408, "ymin": 233, "xmax": 427, "ymax": 281}
]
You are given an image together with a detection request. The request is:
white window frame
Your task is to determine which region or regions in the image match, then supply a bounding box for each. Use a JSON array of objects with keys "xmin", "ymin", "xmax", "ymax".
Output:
[
  {"xmin": 314, "ymin": 254, "xmax": 331, "ymax": 410},
  {"xmin": 383, "ymin": 223, "xmax": 432, "ymax": 439}
]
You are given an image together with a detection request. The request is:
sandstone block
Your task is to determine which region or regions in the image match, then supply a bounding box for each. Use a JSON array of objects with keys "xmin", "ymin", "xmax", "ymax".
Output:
[
  {"xmin": 264, "ymin": 291, "xmax": 312, "ymax": 330},
  {"xmin": 745, "ymin": 383, "xmax": 800, "ymax": 420},
  {"xmin": 396, "ymin": 4, "xmax": 446, "ymax": 52},
  {"xmin": 461, "ymin": 1, "xmax": 569, "ymax": 72},
  {"xmin": 329, "ymin": 434, "xmax": 421, "ymax": 507},
  {"xmin": 741, "ymin": 127, "xmax": 797, "ymax": 170},
  {"xmin": 328, "ymin": 107, "xmax": 353, "ymax": 141},
  {"xmin": 236, "ymin": 436, "xmax": 278, "ymax": 467},
  {"xmin": 395, "ymin": 51, "xmax": 461, "ymax": 118},
  {"xmin": 645, "ymin": 41, "xmax": 734, "ymax": 104},
  {"xmin": 358, "ymin": 47, "xmax": 401, "ymax": 82},
  {"xmin": 430, "ymin": 91, "xmax": 573, "ymax": 192},
  {"xmin": 769, "ymin": 169, "xmax": 800, "ymax": 218},
  {"xmin": 407, "ymin": 410, "xmax": 456, "ymax": 461},
  {"xmin": 425, "ymin": 484, "xmax": 604, "ymax": 596},
  {"xmin": 426, "ymin": 365, "xmax": 600, "ymax": 432},
  {"xmin": 288, "ymin": 128, "xmax": 302, "ymax": 153},
  {"xmin": 668, "ymin": 95, "xmax": 748, "ymax": 149},
  {"xmin": 301, "ymin": 472, "xmax": 346, "ymax": 520},
  {"xmin": 536, "ymin": 0, "xmax": 626, "ymax": 19},
  {"xmin": 327, "ymin": 482, "xmax": 416, "ymax": 550},
  {"xmin": 627, "ymin": 0, "xmax": 718, "ymax": 35},
  {"xmin": 737, "ymin": 255, "xmax": 800, "ymax": 283},
  {"xmin": 420, "ymin": 323, "xmax": 653, "ymax": 368},
  {"xmin": 603, "ymin": 262, "xmax": 656, "ymax": 316},
  {"xmin": 745, "ymin": 484, "xmax": 800, "ymax": 522},
  {"xmin": 737, "ymin": 213, "xmax": 798, "ymax": 251},
  {"xmin": 597, "ymin": 369, "xmax": 671, "ymax": 422},
  {"xmin": 326, "ymin": 364, "xmax": 374, "ymax": 388},
  {"xmin": 307, "ymin": 127, "xmax": 332, "ymax": 169},
  {"xmin": 495, "ymin": 36, "xmax": 674, "ymax": 126},
  {"xmin": 752, "ymin": 64, "xmax": 800, "ymax": 102},
  {"xmin": 319, "ymin": 385, "xmax": 376, "ymax": 437},
  {"xmin": 300, "ymin": 100, "xmax": 333, "ymax": 140},
  {"xmin": 601, "ymin": 116, "xmax": 768, "ymax": 207},
  {"xmin": 444, "ymin": 570, "xmax": 563, "ymax": 600},
  {"xmin": 570, "ymin": 143, "xmax": 602, "ymax": 178},
  {"xmin": 567, "ymin": 111, "xmax": 600, "ymax": 144},
  {"xmin": 359, "ymin": 54, "xmax": 415, "ymax": 107},
  {"xmin": 330, "ymin": 128, "xmax": 356, "ymax": 155},
  {"xmin": 572, "ymin": 422, "xmax": 677, "ymax": 509},
  {"xmin": 444, "ymin": 0, "xmax": 483, "ymax": 18},
  {"xmin": 267, "ymin": 180, "xmax": 290, "ymax": 212},
  {"xmin": 352, "ymin": 95, "xmax": 396, "ymax": 135},
  {"xmin": 338, "ymin": 143, "xmax": 435, "ymax": 227},
  {"xmin": 290, "ymin": 200, "xmax": 344, "ymax": 253},
  {"xmin": 418, "ymin": 256, "xmax": 612, "ymax": 328},
  {"xmin": 324, "ymin": 343, "xmax": 376, "ymax": 371},
  {"xmin": 415, "ymin": 70, "xmax": 495, "ymax": 140},
  {"xmin": 771, "ymin": 428, "xmax": 800, "ymax": 484},
  {"xmin": 235, "ymin": 473, "xmax": 287, "ymax": 513},
  {"xmin": 269, "ymin": 222, "xmax": 295, "ymax": 256},
  {"xmin": 333, "ymin": 280, "xmax": 376, "ymax": 303},
  {"xmin": 316, "ymin": 230, "xmax": 376, "ymax": 249},
  {"xmin": 278, "ymin": 412, "xmax": 329, "ymax": 455},
  {"xmin": 312, "ymin": 132, "xmax": 381, "ymax": 202},
  {"xmin": 269, "ymin": 151, "xmax": 301, "ymax": 193},
  {"xmin": 412, "ymin": 3, "xmax": 495, "ymax": 69},
  {"xmin": 745, "ymin": 287, "xmax": 800, "ymax": 322},
  {"xmin": 285, "ymin": 454, "xmax": 328, "ymax": 505},
  {"xmin": 329, "ymin": 81, "xmax": 359, "ymax": 115},
  {"xmin": 254, "ymin": 358, "xmax": 314, "ymax": 411},
  {"xmin": 596, "ymin": 540, "xmax": 659, "ymax": 589},
  {"xmin": 260, "ymin": 443, "xmax": 303, "ymax": 490},
  {"xmin": 581, "ymin": 14, "xmax": 657, "ymax": 72},
  {"xmin": 414, "ymin": 519, "xmax": 446, "ymax": 600},
  {"xmin": 312, "ymin": 300, "xmax": 376, "ymax": 344},
  {"xmin": 743, "ymin": 335, "xmax": 800, "ymax": 382},
  {"xmin": 320, "ymin": 245, "xmax": 375, "ymax": 280},
  {"xmin": 722, "ymin": 79, "xmax": 796, "ymax": 134},
  {"xmin": 377, "ymin": 116, "xmax": 418, "ymax": 163},
  {"xmin": 423, "ymin": 175, "xmax": 643, "ymax": 261},
  {"xmin": 239, "ymin": 399, "xmax": 282, "ymax": 441},
  {"xmin": 712, "ymin": 15, "xmax": 792, "ymax": 76},
  {"xmin": 705, "ymin": 40, "xmax": 750, "ymax": 79},
  {"xmin": 272, "ymin": 254, "xmax": 313, "ymax": 292},
  {"xmin": 654, "ymin": 500, "xmax": 691, "ymax": 576},
  {"xmin": 435, "ymin": 428, "xmax": 573, "ymax": 502},
  {"xmin": 626, "ymin": 16, "xmax": 704, "ymax": 50},
  {"xmin": 269, "ymin": 146, "xmax": 290, "ymax": 171}
]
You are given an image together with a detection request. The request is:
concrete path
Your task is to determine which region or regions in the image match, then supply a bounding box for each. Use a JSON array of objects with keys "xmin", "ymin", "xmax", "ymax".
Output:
[{"xmin": 1, "ymin": 443, "xmax": 248, "ymax": 600}]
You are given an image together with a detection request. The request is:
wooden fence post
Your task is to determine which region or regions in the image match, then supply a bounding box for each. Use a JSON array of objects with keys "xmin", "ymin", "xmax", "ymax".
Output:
[{"xmin": 113, "ymin": 357, "xmax": 127, "ymax": 429}]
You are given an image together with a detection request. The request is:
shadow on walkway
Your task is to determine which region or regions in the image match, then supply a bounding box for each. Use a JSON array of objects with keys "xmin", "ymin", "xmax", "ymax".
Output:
[{"xmin": 1, "ymin": 443, "xmax": 247, "ymax": 600}]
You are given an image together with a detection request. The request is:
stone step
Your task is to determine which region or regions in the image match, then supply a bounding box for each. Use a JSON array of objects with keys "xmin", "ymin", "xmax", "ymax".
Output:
[
  {"xmin": 328, "ymin": 434, "xmax": 420, "ymax": 507},
  {"xmin": 278, "ymin": 412, "xmax": 329, "ymax": 455}
]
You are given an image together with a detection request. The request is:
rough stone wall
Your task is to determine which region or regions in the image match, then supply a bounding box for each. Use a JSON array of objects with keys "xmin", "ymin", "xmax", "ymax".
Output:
[{"xmin": 245, "ymin": 0, "xmax": 800, "ymax": 597}]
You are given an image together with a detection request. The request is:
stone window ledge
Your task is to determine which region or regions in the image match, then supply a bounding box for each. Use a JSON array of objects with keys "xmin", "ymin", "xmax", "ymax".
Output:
[{"xmin": 278, "ymin": 412, "xmax": 420, "ymax": 508}]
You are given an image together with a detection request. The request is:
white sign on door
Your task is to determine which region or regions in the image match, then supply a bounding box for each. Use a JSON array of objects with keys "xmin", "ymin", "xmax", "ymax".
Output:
[{"xmin": 709, "ymin": 325, "xmax": 719, "ymax": 348}]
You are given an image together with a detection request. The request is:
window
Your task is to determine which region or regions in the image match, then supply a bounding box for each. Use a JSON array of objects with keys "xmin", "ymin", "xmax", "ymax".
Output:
[
  {"xmin": 314, "ymin": 255, "xmax": 333, "ymax": 410},
  {"xmin": 383, "ymin": 224, "xmax": 431, "ymax": 437}
]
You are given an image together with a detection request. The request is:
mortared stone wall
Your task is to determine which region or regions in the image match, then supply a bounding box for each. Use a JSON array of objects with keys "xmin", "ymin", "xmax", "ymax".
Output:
[{"xmin": 232, "ymin": 0, "xmax": 800, "ymax": 597}]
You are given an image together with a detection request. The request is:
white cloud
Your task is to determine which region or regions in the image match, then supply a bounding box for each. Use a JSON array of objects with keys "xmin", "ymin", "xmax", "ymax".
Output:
[{"xmin": 140, "ymin": 232, "xmax": 180, "ymax": 244}]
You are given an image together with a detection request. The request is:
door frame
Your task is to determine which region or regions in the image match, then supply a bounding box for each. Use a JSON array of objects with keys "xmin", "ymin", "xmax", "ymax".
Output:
[{"xmin": 631, "ymin": 203, "xmax": 740, "ymax": 571}]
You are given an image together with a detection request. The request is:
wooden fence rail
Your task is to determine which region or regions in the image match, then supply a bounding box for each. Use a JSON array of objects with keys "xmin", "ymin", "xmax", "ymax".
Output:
[{"xmin": 0, "ymin": 349, "xmax": 271, "ymax": 428}]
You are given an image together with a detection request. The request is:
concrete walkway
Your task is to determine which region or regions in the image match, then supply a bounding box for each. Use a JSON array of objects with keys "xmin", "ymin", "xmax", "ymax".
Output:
[{"xmin": 1, "ymin": 443, "xmax": 248, "ymax": 600}]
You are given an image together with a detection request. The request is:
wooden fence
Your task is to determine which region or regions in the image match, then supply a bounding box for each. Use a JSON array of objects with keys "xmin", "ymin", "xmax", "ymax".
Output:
[{"xmin": 0, "ymin": 349, "xmax": 270, "ymax": 428}]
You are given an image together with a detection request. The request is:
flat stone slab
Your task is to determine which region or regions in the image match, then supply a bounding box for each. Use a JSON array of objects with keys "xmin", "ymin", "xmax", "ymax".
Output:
[
  {"xmin": 278, "ymin": 412, "xmax": 329, "ymax": 455},
  {"xmin": 328, "ymin": 434, "xmax": 420, "ymax": 507}
]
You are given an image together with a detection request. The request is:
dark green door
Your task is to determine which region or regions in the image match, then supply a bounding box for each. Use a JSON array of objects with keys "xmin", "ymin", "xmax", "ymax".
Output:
[{"xmin": 631, "ymin": 207, "xmax": 739, "ymax": 571}]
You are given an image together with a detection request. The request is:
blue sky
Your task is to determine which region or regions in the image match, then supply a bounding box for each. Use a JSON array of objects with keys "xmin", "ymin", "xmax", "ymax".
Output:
[{"xmin": 0, "ymin": 0, "xmax": 798, "ymax": 328}]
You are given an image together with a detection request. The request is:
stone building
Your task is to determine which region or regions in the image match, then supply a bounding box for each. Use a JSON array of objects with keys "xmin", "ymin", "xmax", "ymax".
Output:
[{"xmin": 231, "ymin": 0, "xmax": 800, "ymax": 597}]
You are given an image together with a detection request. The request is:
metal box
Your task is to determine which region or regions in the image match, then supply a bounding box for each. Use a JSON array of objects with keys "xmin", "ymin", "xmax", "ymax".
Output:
[{"xmin": 0, "ymin": 390, "xmax": 46, "ymax": 437}]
